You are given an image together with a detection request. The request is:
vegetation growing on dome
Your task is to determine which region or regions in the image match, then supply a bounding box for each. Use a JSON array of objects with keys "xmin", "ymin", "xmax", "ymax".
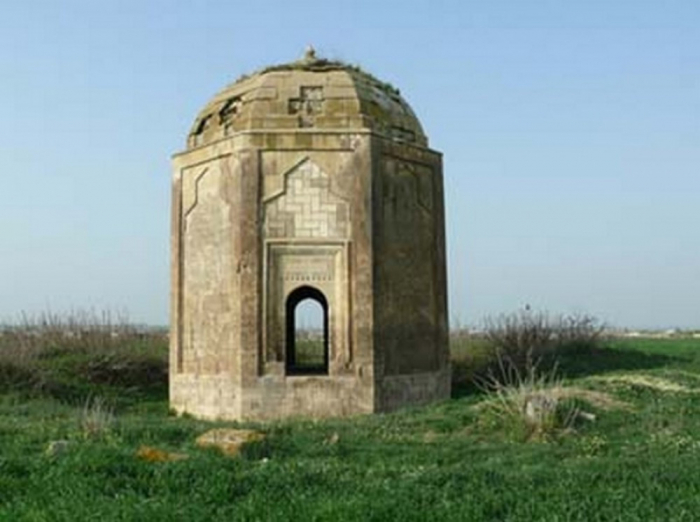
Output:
[{"xmin": 234, "ymin": 50, "xmax": 401, "ymax": 97}]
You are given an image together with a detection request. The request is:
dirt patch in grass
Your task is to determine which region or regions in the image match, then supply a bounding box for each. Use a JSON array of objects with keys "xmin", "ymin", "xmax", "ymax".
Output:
[
  {"xmin": 472, "ymin": 385, "xmax": 631, "ymax": 413},
  {"xmin": 590, "ymin": 374, "xmax": 697, "ymax": 394},
  {"xmin": 552, "ymin": 386, "xmax": 633, "ymax": 411}
]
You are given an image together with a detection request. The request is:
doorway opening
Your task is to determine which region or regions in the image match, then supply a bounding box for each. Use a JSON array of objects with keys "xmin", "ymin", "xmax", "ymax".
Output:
[{"xmin": 285, "ymin": 286, "xmax": 329, "ymax": 375}]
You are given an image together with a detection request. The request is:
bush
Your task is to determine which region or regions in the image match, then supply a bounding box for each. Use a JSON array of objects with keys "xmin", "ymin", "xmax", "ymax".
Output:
[
  {"xmin": 484, "ymin": 309, "xmax": 605, "ymax": 366},
  {"xmin": 450, "ymin": 310, "xmax": 607, "ymax": 395},
  {"xmin": 481, "ymin": 310, "xmax": 606, "ymax": 379},
  {"xmin": 464, "ymin": 311, "xmax": 607, "ymax": 440}
]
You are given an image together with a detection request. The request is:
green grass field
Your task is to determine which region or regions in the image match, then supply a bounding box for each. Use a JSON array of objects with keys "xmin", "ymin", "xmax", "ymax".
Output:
[{"xmin": 2, "ymin": 323, "xmax": 700, "ymax": 521}]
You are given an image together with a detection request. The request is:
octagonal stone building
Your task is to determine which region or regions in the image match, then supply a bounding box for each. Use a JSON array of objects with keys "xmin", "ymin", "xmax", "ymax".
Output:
[{"xmin": 170, "ymin": 50, "xmax": 449, "ymax": 420}]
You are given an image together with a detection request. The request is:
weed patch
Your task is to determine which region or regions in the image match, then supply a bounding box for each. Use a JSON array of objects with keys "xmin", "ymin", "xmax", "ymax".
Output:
[
  {"xmin": 473, "ymin": 357, "xmax": 584, "ymax": 441},
  {"xmin": 78, "ymin": 396, "xmax": 116, "ymax": 440},
  {"xmin": 0, "ymin": 310, "xmax": 167, "ymax": 403}
]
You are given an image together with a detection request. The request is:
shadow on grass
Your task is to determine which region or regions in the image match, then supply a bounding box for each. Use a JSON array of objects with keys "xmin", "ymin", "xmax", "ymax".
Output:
[{"xmin": 451, "ymin": 344, "xmax": 680, "ymax": 399}]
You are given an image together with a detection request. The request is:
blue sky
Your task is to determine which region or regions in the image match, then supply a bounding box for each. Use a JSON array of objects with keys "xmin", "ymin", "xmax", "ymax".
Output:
[{"xmin": 1, "ymin": 0, "xmax": 698, "ymax": 328}]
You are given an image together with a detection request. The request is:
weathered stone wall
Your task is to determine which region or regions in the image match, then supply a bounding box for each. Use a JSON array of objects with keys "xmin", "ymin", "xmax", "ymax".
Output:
[
  {"xmin": 170, "ymin": 373, "xmax": 240, "ymax": 420},
  {"xmin": 170, "ymin": 151, "xmax": 246, "ymax": 417},
  {"xmin": 379, "ymin": 368, "xmax": 451, "ymax": 412},
  {"xmin": 371, "ymin": 138, "xmax": 450, "ymax": 410},
  {"xmin": 239, "ymin": 374, "xmax": 374, "ymax": 420},
  {"xmin": 373, "ymin": 139, "xmax": 449, "ymax": 372},
  {"xmin": 180, "ymin": 159, "xmax": 237, "ymax": 375}
]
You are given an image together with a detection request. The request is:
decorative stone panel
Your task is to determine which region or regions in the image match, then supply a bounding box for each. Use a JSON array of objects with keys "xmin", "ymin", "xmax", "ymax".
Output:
[
  {"xmin": 263, "ymin": 243, "xmax": 350, "ymax": 369},
  {"xmin": 264, "ymin": 159, "xmax": 349, "ymax": 239}
]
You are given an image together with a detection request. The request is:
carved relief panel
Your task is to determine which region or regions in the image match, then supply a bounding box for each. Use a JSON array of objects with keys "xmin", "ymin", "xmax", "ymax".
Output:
[
  {"xmin": 264, "ymin": 158, "xmax": 349, "ymax": 239},
  {"xmin": 262, "ymin": 157, "xmax": 351, "ymax": 374},
  {"xmin": 288, "ymin": 86, "xmax": 325, "ymax": 127}
]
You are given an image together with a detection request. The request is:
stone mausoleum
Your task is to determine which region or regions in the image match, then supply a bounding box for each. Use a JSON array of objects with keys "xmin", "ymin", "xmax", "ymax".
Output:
[{"xmin": 170, "ymin": 50, "xmax": 449, "ymax": 420}]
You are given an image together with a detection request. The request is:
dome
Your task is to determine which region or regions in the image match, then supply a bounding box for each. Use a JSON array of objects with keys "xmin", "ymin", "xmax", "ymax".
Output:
[{"xmin": 187, "ymin": 49, "xmax": 427, "ymax": 149}]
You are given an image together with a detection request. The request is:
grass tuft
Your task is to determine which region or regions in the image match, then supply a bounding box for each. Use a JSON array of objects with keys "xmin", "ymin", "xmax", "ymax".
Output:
[
  {"xmin": 474, "ymin": 354, "xmax": 582, "ymax": 441},
  {"xmin": 78, "ymin": 395, "xmax": 115, "ymax": 440}
]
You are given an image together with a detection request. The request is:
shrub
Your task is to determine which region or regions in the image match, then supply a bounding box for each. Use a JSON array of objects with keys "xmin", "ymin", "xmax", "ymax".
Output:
[
  {"xmin": 479, "ymin": 310, "xmax": 606, "ymax": 382},
  {"xmin": 484, "ymin": 309, "xmax": 605, "ymax": 366},
  {"xmin": 450, "ymin": 310, "xmax": 607, "ymax": 396}
]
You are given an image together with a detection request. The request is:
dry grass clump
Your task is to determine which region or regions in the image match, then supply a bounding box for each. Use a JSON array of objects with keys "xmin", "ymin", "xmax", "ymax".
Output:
[
  {"xmin": 474, "ymin": 353, "xmax": 629, "ymax": 441},
  {"xmin": 474, "ymin": 356, "xmax": 578, "ymax": 440},
  {"xmin": 78, "ymin": 395, "xmax": 115, "ymax": 440}
]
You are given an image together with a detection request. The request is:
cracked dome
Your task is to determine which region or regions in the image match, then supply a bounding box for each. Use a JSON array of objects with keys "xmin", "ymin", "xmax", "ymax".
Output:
[{"xmin": 188, "ymin": 50, "xmax": 427, "ymax": 149}]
